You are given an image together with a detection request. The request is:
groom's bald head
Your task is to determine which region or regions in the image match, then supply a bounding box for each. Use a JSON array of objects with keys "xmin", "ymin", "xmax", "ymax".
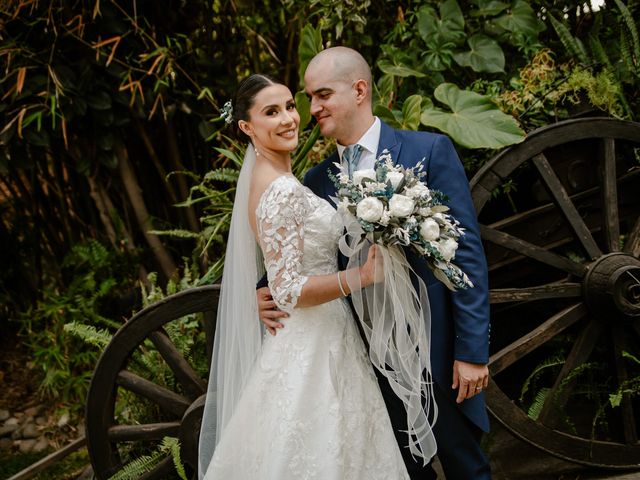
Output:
[
  {"xmin": 304, "ymin": 46, "xmax": 375, "ymax": 145},
  {"xmin": 306, "ymin": 47, "xmax": 372, "ymax": 99}
]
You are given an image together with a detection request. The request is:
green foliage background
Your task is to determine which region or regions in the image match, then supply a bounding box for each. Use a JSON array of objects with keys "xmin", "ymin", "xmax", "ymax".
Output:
[{"xmin": 0, "ymin": 0, "xmax": 639, "ymax": 435}]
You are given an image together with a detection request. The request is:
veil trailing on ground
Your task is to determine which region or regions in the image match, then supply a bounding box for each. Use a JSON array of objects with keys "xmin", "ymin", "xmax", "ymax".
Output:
[{"xmin": 198, "ymin": 147, "xmax": 264, "ymax": 478}]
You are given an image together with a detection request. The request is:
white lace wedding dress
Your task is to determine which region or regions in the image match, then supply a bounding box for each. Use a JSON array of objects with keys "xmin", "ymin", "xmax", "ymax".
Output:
[{"xmin": 203, "ymin": 176, "xmax": 409, "ymax": 480}]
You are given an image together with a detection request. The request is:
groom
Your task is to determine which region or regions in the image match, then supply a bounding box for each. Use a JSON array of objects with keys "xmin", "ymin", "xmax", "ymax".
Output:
[{"xmin": 259, "ymin": 46, "xmax": 491, "ymax": 479}]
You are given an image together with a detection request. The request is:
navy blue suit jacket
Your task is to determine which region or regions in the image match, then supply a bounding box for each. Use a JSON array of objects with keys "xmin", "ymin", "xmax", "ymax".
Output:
[{"xmin": 303, "ymin": 121, "xmax": 491, "ymax": 432}]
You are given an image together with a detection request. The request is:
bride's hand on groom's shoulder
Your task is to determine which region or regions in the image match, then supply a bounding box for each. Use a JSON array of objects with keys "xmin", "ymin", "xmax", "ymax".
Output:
[
  {"xmin": 360, "ymin": 244, "xmax": 385, "ymax": 287},
  {"xmin": 257, "ymin": 286, "xmax": 288, "ymax": 335}
]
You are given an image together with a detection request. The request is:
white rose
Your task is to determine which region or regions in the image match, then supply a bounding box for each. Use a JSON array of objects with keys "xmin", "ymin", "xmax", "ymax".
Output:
[
  {"xmin": 388, "ymin": 194, "xmax": 415, "ymax": 218},
  {"xmin": 405, "ymin": 183, "xmax": 430, "ymax": 199},
  {"xmin": 420, "ymin": 218, "xmax": 440, "ymax": 241},
  {"xmin": 353, "ymin": 169, "xmax": 377, "ymax": 185},
  {"xmin": 438, "ymin": 237, "xmax": 458, "ymax": 262},
  {"xmin": 356, "ymin": 197, "xmax": 384, "ymax": 222},
  {"xmin": 385, "ymin": 170, "xmax": 404, "ymax": 189}
]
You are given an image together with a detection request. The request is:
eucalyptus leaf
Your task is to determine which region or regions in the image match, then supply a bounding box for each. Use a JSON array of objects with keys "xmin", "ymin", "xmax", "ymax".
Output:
[
  {"xmin": 420, "ymin": 83, "xmax": 525, "ymax": 149},
  {"xmin": 453, "ymin": 34, "xmax": 505, "ymax": 73}
]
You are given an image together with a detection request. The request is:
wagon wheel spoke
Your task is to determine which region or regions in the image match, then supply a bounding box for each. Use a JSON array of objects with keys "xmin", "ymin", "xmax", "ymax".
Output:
[
  {"xmin": 489, "ymin": 303, "xmax": 588, "ymax": 375},
  {"xmin": 116, "ymin": 370, "xmax": 191, "ymax": 417},
  {"xmin": 490, "ymin": 282, "xmax": 582, "ymax": 304},
  {"xmin": 139, "ymin": 456, "xmax": 175, "ymax": 480},
  {"xmin": 600, "ymin": 138, "xmax": 620, "ymax": 253},
  {"xmin": 148, "ymin": 328, "xmax": 207, "ymax": 399},
  {"xmin": 612, "ymin": 326, "xmax": 638, "ymax": 444},
  {"xmin": 480, "ymin": 225, "xmax": 587, "ymax": 277},
  {"xmin": 532, "ymin": 153, "xmax": 602, "ymax": 259},
  {"xmin": 625, "ymin": 216, "xmax": 640, "ymax": 257},
  {"xmin": 537, "ymin": 319, "xmax": 604, "ymax": 428},
  {"xmin": 107, "ymin": 422, "xmax": 181, "ymax": 442}
]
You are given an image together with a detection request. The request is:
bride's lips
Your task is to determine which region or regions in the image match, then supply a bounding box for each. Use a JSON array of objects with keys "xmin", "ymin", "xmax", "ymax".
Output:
[{"xmin": 278, "ymin": 129, "xmax": 297, "ymax": 139}]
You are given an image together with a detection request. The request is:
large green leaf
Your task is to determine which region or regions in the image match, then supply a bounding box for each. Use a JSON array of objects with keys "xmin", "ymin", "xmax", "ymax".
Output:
[
  {"xmin": 373, "ymin": 104, "xmax": 402, "ymax": 129},
  {"xmin": 378, "ymin": 59, "xmax": 426, "ymax": 78},
  {"xmin": 401, "ymin": 95, "xmax": 423, "ymax": 131},
  {"xmin": 294, "ymin": 91, "xmax": 311, "ymax": 130},
  {"xmin": 420, "ymin": 83, "xmax": 525, "ymax": 149},
  {"xmin": 417, "ymin": 0, "xmax": 465, "ymax": 47},
  {"xmin": 297, "ymin": 24, "xmax": 323, "ymax": 85},
  {"xmin": 469, "ymin": 0, "xmax": 509, "ymax": 17},
  {"xmin": 453, "ymin": 34, "xmax": 505, "ymax": 73},
  {"xmin": 494, "ymin": 0, "xmax": 545, "ymax": 38}
]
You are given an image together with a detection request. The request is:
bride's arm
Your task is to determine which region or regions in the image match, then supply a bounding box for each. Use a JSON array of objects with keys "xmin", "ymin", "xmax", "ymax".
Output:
[{"xmin": 257, "ymin": 179, "xmax": 381, "ymax": 313}]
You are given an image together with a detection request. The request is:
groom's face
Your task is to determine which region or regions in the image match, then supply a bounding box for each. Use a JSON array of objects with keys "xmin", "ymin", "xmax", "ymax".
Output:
[{"xmin": 304, "ymin": 63, "xmax": 358, "ymax": 145}]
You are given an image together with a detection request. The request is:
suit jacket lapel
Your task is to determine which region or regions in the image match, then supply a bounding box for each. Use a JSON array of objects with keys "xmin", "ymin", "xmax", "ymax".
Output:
[{"xmin": 377, "ymin": 121, "xmax": 402, "ymax": 166}]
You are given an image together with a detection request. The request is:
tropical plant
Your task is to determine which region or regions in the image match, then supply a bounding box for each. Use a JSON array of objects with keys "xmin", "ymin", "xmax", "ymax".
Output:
[{"xmin": 20, "ymin": 240, "xmax": 137, "ymax": 409}]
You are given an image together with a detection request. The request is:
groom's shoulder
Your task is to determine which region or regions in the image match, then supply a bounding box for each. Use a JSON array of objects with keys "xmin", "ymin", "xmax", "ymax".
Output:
[
  {"xmin": 395, "ymin": 127, "xmax": 449, "ymax": 149},
  {"xmin": 304, "ymin": 151, "xmax": 338, "ymax": 183}
]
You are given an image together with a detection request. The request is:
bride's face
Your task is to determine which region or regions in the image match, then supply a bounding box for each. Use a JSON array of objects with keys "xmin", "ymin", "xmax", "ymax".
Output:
[{"xmin": 240, "ymin": 84, "xmax": 300, "ymax": 154}]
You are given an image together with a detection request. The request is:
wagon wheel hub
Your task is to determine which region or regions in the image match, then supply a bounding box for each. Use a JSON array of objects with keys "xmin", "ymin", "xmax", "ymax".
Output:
[{"xmin": 584, "ymin": 253, "xmax": 640, "ymax": 319}]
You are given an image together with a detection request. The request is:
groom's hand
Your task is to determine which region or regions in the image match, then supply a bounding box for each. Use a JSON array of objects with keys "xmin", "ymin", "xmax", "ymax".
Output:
[
  {"xmin": 257, "ymin": 286, "xmax": 288, "ymax": 335},
  {"xmin": 452, "ymin": 360, "xmax": 489, "ymax": 404}
]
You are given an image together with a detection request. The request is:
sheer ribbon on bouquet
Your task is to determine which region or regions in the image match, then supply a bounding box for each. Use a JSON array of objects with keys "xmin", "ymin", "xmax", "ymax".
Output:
[{"xmin": 339, "ymin": 212, "xmax": 438, "ymax": 464}]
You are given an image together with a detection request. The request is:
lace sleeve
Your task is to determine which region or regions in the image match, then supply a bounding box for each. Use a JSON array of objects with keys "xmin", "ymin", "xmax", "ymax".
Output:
[{"xmin": 256, "ymin": 177, "xmax": 309, "ymax": 313}]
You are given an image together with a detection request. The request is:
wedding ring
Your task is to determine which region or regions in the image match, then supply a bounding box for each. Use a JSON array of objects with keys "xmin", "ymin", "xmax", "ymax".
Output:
[{"xmin": 475, "ymin": 387, "xmax": 482, "ymax": 391}]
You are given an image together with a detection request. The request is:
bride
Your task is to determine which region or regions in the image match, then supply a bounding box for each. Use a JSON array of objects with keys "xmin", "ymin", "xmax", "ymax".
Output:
[{"xmin": 199, "ymin": 74, "xmax": 413, "ymax": 479}]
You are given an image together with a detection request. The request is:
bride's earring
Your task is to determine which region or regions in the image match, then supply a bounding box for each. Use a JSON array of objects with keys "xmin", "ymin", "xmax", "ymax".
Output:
[{"xmin": 250, "ymin": 137, "xmax": 260, "ymax": 157}]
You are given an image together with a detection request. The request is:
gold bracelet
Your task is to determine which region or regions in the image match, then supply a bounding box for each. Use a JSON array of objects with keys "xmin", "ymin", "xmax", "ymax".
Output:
[{"xmin": 337, "ymin": 271, "xmax": 348, "ymax": 296}]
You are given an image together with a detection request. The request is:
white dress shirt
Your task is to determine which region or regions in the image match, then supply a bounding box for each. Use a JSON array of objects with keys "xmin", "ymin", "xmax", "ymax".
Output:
[{"xmin": 337, "ymin": 117, "xmax": 381, "ymax": 172}]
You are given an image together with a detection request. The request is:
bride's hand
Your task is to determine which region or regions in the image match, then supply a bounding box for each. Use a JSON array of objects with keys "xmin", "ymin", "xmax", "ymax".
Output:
[{"xmin": 360, "ymin": 244, "xmax": 384, "ymax": 286}]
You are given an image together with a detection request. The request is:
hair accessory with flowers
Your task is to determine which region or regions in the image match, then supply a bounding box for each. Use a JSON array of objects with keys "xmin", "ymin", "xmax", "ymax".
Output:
[
  {"xmin": 329, "ymin": 149, "xmax": 473, "ymax": 291},
  {"xmin": 220, "ymin": 100, "xmax": 234, "ymax": 124}
]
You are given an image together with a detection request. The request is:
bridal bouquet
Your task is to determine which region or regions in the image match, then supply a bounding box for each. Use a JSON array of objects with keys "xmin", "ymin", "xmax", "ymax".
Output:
[{"xmin": 329, "ymin": 149, "xmax": 473, "ymax": 291}]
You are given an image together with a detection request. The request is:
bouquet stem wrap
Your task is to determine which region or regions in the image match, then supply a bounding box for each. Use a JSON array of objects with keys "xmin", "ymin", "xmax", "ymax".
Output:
[{"xmin": 340, "ymin": 215, "xmax": 438, "ymax": 464}]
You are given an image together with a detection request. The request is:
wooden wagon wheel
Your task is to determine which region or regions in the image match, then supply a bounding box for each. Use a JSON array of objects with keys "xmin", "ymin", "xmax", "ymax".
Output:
[
  {"xmin": 470, "ymin": 117, "xmax": 640, "ymax": 468},
  {"xmin": 86, "ymin": 284, "xmax": 219, "ymax": 479}
]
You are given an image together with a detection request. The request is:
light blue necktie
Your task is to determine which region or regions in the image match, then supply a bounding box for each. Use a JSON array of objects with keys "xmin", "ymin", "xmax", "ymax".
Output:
[{"xmin": 343, "ymin": 144, "xmax": 363, "ymax": 180}]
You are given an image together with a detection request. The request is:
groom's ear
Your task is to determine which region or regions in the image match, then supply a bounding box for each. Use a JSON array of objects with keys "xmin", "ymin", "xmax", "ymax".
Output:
[{"xmin": 353, "ymin": 79, "xmax": 368, "ymax": 104}]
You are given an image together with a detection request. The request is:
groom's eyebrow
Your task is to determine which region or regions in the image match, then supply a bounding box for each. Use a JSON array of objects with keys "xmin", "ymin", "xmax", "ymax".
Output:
[{"xmin": 311, "ymin": 87, "xmax": 333, "ymax": 95}]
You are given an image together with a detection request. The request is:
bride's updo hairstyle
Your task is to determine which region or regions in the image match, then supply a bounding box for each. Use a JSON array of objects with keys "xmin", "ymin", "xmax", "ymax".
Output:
[{"xmin": 230, "ymin": 73, "xmax": 281, "ymax": 143}]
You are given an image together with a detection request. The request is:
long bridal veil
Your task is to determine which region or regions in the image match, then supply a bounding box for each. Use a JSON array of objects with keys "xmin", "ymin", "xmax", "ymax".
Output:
[{"xmin": 198, "ymin": 147, "xmax": 264, "ymax": 478}]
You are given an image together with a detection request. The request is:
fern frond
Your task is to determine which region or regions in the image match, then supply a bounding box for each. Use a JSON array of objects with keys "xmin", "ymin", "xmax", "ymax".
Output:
[
  {"xmin": 64, "ymin": 321, "xmax": 113, "ymax": 348},
  {"xmin": 527, "ymin": 387, "xmax": 550, "ymax": 420},
  {"xmin": 520, "ymin": 354, "xmax": 564, "ymax": 402},
  {"xmin": 588, "ymin": 35, "xmax": 612, "ymax": 70},
  {"xmin": 620, "ymin": 28, "xmax": 637, "ymax": 76},
  {"xmin": 548, "ymin": 13, "xmax": 590, "ymax": 65},
  {"xmin": 108, "ymin": 451, "xmax": 164, "ymax": 480},
  {"xmin": 622, "ymin": 350, "xmax": 640, "ymax": 365},
  {"xmin": 614, "ymin": 0, "xmax": 640, "ymax": 62},
  {"xmin": 147, "ymin": 228, "xmax": 201, "ymax": 239},
  {"xmin": 204, "ymin": 167, "xmax": 240, "ymax": 183},
  {"xmin": 160, "ymin": 437, "xmax": 187, "ymax": 480}
]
